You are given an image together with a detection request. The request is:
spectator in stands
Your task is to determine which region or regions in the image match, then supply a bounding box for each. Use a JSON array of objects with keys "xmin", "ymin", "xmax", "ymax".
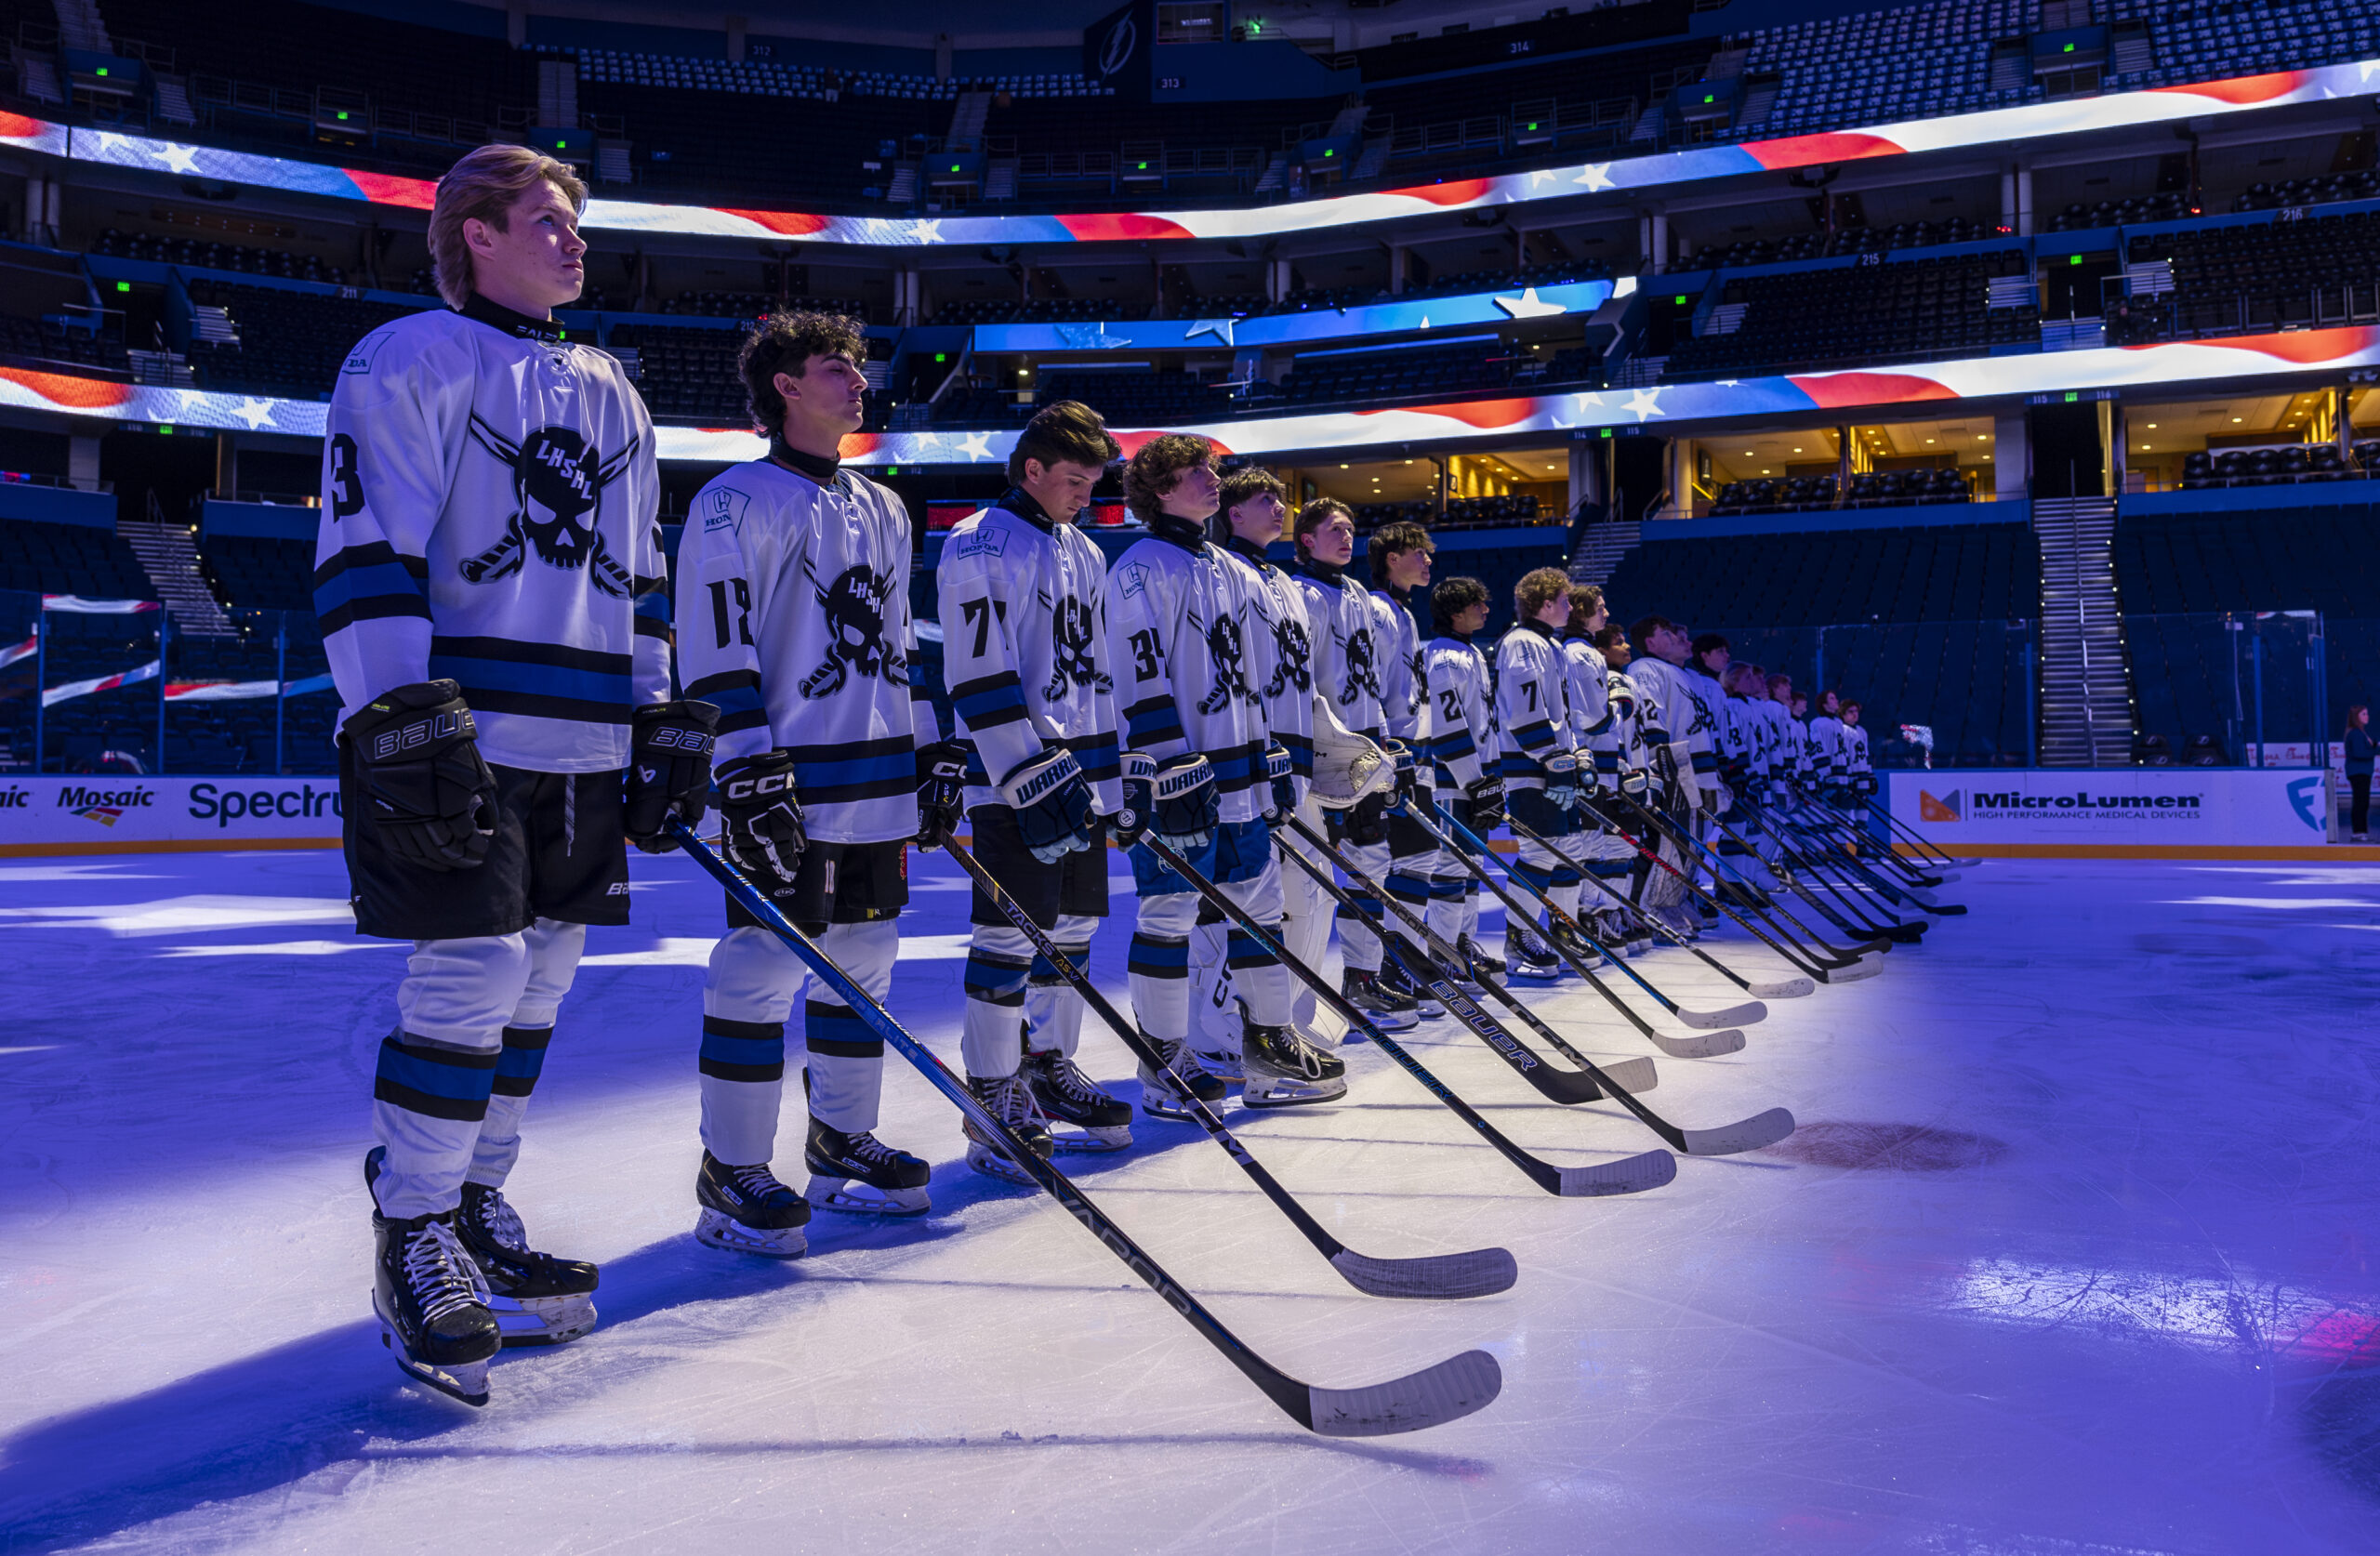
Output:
[{"xmin": 2346, "ymin": 704, "xmax": 2374, "ymax": 841}]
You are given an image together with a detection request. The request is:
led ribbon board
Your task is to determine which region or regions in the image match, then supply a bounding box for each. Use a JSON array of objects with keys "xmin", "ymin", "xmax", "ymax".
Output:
[{"xmin": 4, "ymin": 63, "xmax": 2372, "ymax": 245}]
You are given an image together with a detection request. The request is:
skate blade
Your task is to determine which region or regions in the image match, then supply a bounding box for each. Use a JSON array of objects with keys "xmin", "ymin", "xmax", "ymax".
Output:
[
  {"xmin": 694, "ymin": 1207, "xmax": 808, "ymax": 1259},
  {"xmin": 489, "ymin": 1292, "xmax": 597, "ymax": 1348},
  {"xmin": 378, "ymin": 1323, "xmax": 490, "ymax": 1407},
  {"xmin": 1242, "ymin": 1080, "xmax": 1350, "ymax": 1109},
  {"xmin": 964, "ymin": 1141, "xmax": 1043, "ymax": 1184},
  {"xmin": 1187, "ymin": 1051, "xmax": 1246, "ymax": 1084},
  {"xmin": 805, "ymin": 1174, "xmax": 932, "ymax": 1217},
  {"xmin": 1047, "ymin": 1124, "xmax": 1133, "ymax": 1153}
]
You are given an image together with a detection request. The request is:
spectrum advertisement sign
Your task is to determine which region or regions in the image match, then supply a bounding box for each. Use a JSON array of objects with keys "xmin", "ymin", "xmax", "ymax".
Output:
[
  {"xmin": 1885, "ymin": 768, "xmax": 2333, "ymax": 852},
  {"xmin": 0, "ymin": 776, "xmax": 344, "ymax": 853}
]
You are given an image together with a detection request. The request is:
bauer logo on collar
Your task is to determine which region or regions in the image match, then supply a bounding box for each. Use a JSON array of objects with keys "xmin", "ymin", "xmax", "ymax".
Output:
[{"xmin": 342, "ymin": 330, "xmax": 393, "ymax": 375}]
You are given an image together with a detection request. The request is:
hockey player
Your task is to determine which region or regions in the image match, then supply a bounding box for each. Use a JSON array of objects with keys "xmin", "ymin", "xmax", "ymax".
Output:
[
  {"xmin": 1809, "ymin": 690, "xmax": 1848, "ymax": 805},
  {"xmin": 1560, "ymin": 584, "xmax": 1638, "ymax": 953},
  {"xmin": 1838, "ymin": 699, "xmax": 1874, "ymax": 810},
  {"xmin": 1491, "ymin": 567, "xmax": 1585, "ymax": 981},
  {"xmin": 1291, "ymin": 499, "xmax": 1417, "ymax": 1030},
  {"xmin": 677, "ymin": 309, "xmax": 944, "ymax": 1248},
  {"xmin": 1625, "ymin": 615, "xmax": 1719, "ymax": 938},
  {"xmin": 1108, "ymin": 436, "xmax": 1345, "ymax": 1108},
  {"xmin": 322, "ymin": 145, "xmax": 714, "ymax": 1404},
  {"xmin": 1419, "ymin": 575, "xmax": 1502, "ymax": 972},
  {"xmin": 937, "ymin": 402, "xmax": 1131, "ymax": 1177},
  {"xmin": 1369, "ymin": 521, "xmax": 1447, "ymax": 1013}
]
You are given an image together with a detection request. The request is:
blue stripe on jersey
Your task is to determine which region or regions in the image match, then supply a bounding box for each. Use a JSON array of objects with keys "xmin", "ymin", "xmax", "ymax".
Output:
[
  {"xmin": 1128, "ymin": 933, "xmax": 1189, "ymax": 979},
  {"xmin": 804, "ymin": 1000, "xmax": 882, "ymax": 1059},
  {"xmin": 429, "ymin": 653, "xmax": 630, "ymax": 708},
  {"xmin": 1223, "ymin": 927, "xmax": 1277, "ymax": 969},
  {"xmin": 787, "ymin": 738, "xmax": 914, "ymax": 802},
  {"xmin": 491, "ymin": 1024, "xmax": 552, "ymax": 1098},
  {"xmin": 374, "ymin": 1034, "xmax": 497, "ymax": 1122},
  {"xmin": 1068, "ymin": 730, "xmax": 1120, "ymax": 784},
  {"xmin": 686, "ymin": 669, "xmax": 766, "ymax": 731},
  {"xmin": 313, "ymin": 542, "xmax": 430, "ymax": 632},
  {"xmin": 1511, "ymin": 717, "xmax": 1556, "ymax": 750},
  {"xmin": 1432, "ymin": 729, "xmax": 1477, "ymax": 762},
  {"xmin": 1123, "ymin": 694, "xmax": 1183, "ymax": 747},
  {"xmin": 951, "ymin": 672, "xmax": 1028, "ymax": 729},
  {"xmin": 965, "ymin": 948, "xmax": 1033, "ymax": 1003}
]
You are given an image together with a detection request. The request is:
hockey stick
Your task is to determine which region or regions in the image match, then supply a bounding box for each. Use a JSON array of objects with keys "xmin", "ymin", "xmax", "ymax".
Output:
[
  {"xmin": 941, "ymin": 836, "xmax": 1516, "ymax": 1301},
  {"xmin": 1273, "ymin": 821, "xmax": 1653, "ymax": 1103},
  {"xmin": 1138, "ymin": 832, "xmax": 1676, "ymax": 1198},
  {"xmin": 1727, "ymin": 799, "xmax": 1952, "ymax": 929},
  {"xmin": 1747, "ymin": 796, "xmax": 1964, "ymax": 916},
  {"xmin": 668, "ymin": 820, "xmax": 1501, "ymax": 1434},
  {"xmin": 1425, "ymin": 806, "xmax": 1767, "ymax": 1033},
  {"xmin": 1583, "ymin": 796, "xmax": 1879, "ymax": 983},
  {"xmin": 1281, "ymin": 824, "xmax": 1793, "ymax": 1157},
  {"xmin": 1391, "ymin": 806, "xmax": 1747, "ymax": 1059},
  {"xmin": 1860, "ymin": 792, "xmax": 1973, "ymax": 869},
  {"xmin": 1497, "ymin": 815, "xmax": 1812, "ymax": 998},
  {"xmin": 1618, "ymin": 795, "xmax": 1898, "ymax": 960}
]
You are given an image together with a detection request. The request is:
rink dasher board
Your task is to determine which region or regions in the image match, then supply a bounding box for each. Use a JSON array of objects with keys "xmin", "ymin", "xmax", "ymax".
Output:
[
  {"xmin": 0, "ymin": 776, "xmax": 344, "ymax": 854},
  {"xmin": 1884, "ymin": 768, "xmax": 2347, "ymax": 859}
]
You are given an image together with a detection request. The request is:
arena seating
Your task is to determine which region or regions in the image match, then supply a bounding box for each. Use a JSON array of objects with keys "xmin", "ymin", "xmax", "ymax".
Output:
[
  {"xmin": 186, "ymin": 282, "xmax": 433, "ymax": 399},
  {"xmin": 2134, "ymin": 210, "xmax": 2380, "ymax": 339},
  {"xmin": 1664, "ymin": 250, "xmax": 2035, "ymax": 382},
  {"xmin": 1712, "ymin": 477, "xmax": 1840, "ymax": 516},
  {"xmin": 2047, "ymin": 192, "xmax": 2192, "ymax": 233},
  {"xmin": 1353, "ymin": 494, "xmax": 1546, "ymax": 533},
  {"xmin": 1601, "ymin": 521, "xmax": 2042, "ymax": 763},
  {"xmin": 91, "ymin": 229, "xmax": 347, "ymax": 284},
  {"xmin": 0, "ymin": 312, "xmax": 131, "ymax": 376},
  {"xmin": 0, "ymin": 520, "xmax": 151, "ymax": 598},
  {"xmin": 2178, "ymin": 445, "xmax": 2356, "ymax": 488},
  {"xmin": 203, "ymin": 533, "xmax": 313, "ymax": 613}
]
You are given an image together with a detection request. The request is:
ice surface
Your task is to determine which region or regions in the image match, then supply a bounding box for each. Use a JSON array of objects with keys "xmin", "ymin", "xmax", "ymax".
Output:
[{"xmin": 6, "ymin": 851, "xmax": 2380, "ymax": 1551}]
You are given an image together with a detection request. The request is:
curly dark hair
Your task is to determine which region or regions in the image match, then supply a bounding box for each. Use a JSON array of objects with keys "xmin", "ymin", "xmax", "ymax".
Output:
[
  {"xmin": 738, "ymin": 310, "xmax": 867, "ymax": 438},
  {"xmin": 1431, "ymin": 574, "xmax": 1489, "ymax": 634},
  {"xmin": 1123, "ymin": 433, "xmax": 1215, "ymax": 524}
]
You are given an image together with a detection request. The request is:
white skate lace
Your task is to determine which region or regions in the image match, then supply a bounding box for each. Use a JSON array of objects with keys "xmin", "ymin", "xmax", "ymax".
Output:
[
  {"xmin": 729, "ymin": 1162, "xmax": 792, "ymax": 1199},
  {"xmin": 1156, "ymin": 1039, "xmax": 1210, "ymax": 1086},
  {"xmin": 981, "ymin": 1073, "xmax": 1046, "ymax": 1127},
  {"xmin": 469, "ymin": 1186, "xmax": 528, "ymax": 1252},
  {"xmin": 1038, "ymin": 1053, "xmax": 1108, "ymax": 1105},
  {"xmin": 405, "ymin": 1220, "xmax": 490, "ymax": 1322},
  {"xmin": 841, "ymin": 1132, "xmax": 907, "ymax": 1169}
]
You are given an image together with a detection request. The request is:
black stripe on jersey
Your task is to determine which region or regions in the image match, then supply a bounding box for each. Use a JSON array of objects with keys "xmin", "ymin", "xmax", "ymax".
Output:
[
  {"xmin": 430, "ymin": 635, "xmax": 634, "ymax": 675},
  {"xmin": 463, "ymin": 688, "xmax": 635, "ymax": 725},
  {"xmin": 686, "ymin": 668, "xmax": 768, "ymax": 734},
  {"xmin": 633, "ymin": 612, "xmax": 670, "ymax": 640},
  {"xmin": 313, "ymin": 539, "xmax": 431, "ymax": 635}
]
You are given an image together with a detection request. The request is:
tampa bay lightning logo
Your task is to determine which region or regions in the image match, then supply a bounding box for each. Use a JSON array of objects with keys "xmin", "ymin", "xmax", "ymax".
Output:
[
  {"xmin": 460, "ymin": 419, "xmax": 636, "ymax": 597},
  {"xmin": 1043, "ymin": 596, "xmax": 1111, "ymax": 701},
  {"xmin": 1097, "ymin": 14, "xmax": 1137, "ymax": 77}
]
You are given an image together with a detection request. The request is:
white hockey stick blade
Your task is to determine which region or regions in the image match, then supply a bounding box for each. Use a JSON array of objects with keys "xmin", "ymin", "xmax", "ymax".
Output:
[
  {"xmin": 1556, "ymin": 1147, "xmax": 1679, "ymax": 1197},
  {"xmin": 1643, "ymin": 1026, "xmax": 1746, "ymax": 1059},
  {"xmin": 1308, "ymin": 1348, "xmax": 1502, "ymax": 1437},
  {"xmin": 1820, "ymin": 957, "xmax": 1881, "ymax": 983},
  {"xmin": 1681, "ymin": 1105, "xmax": 1798, "ymax": 1157},
  {"xmin": 1597, "ymin": 1055, "xmax": 1659, "ymax": 1093},
  {"xmin": 1679, "ymin": 998, "xmax": 1766, "ymax": 1030},
  {"xmin": 1748, "ymin": 975, "xmax": 1815, "ymax": 999},
  {"xmin": 1329, "ymin": 1245, "xmax": 1519, "ymax": 1301}
]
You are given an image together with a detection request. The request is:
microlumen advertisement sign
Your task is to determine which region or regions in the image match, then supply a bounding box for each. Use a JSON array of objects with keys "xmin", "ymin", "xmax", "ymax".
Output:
[{"xmin": 1888, "ymin": 769, "xmax": 2332, "ymax": 851}]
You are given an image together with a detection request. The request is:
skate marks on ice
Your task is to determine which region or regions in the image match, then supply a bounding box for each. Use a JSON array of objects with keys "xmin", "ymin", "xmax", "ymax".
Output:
[{"xmin": 1758, "ymin": 1121, "xmax": 2010, "ymax": 1173}]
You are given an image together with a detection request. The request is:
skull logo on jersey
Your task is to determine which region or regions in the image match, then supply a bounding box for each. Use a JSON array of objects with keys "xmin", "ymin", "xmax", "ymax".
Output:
[
  {"xmin": 1041, "ymin": 595, "xmax": 1112, "ymax": 703},
  {"xmin": 800, "ymin": 561, "xmax": 907, "ymax": 700},
  {"xmin": 1339, "ymin": 625, "xmax": 1382, "ymax": 709},
  {"xmin": 1262, "ymin": 613, "xmax": 1311, "ymax": 701},
  {"xmin": 460, "ymin": 417, "xmax": 638, "ymax": 598},
  {"xmin": 1194, "ymin": 607, "xmax": 1255, "ymax": 716}
]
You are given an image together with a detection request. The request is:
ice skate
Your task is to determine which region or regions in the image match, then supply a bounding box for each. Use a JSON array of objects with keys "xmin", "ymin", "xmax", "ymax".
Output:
[
  {"xmin": 373, "ymin": 1207, "xmax": 500, "ymax": 1408},
  {"xmin": 694, "ymin": 1151, "xmax": 813, "ymax": 1259},
  {"xmin": 1378, "ymin": 954, "xmax": 1446, "ymax": 1018},
  {"xmin": 804, "ymin": 1116, "xmax": 932, "ymax": 1216},
  {"xmin": 1339, "ymin": 966, "xmax": 1419, "ymax": 1033},
  {"xmin": 1136, "ymin": 1033, "xmax": 1227, "ymax": 1121},
  {"xmin": 456, "ymin": 1180, "xmax": 601, "ymax": 1346},
  {"xmin": 1241, "ymin": 1022, "xmax": 1349, "ymax": 1108},
  {"xmin": 1457, "ymin": 932, "xmax": 1504, "ymax": 985},
  {"xmin": 1022, "ymin": 1046, "xmax": 1134, "ymax": 1151},
  {"xmin": 964, "ymin": 1072, "xmax": 1056, "ymax": 1183},
  {"xmin": 1541, "ymin": 915, "xmax": 1603, "ymax": 970},
  {"xmin": 1503, "ymin": 923, "xmax": 1563, "ymax": 982}
]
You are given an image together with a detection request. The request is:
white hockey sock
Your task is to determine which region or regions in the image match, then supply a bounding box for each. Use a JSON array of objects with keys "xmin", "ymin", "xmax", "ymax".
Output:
[{"xmin": 469, "ymin": 917, "xmax": 585, "ymax": 1189}]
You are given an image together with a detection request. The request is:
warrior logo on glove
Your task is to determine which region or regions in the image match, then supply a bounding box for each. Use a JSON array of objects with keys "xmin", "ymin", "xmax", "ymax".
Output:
[
  {"xmin": 459, "ymin": 419, "xmax": 638, "ymax": 598},
  {"xmin": 799, "ymin": 560, "xmax": 906, "ymax": 700}
]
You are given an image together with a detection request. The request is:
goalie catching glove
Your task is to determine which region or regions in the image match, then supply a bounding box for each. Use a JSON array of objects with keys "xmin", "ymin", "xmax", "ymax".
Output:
[
  {"xmin": 341, "ymin": 679, "xmax": 496, "ymax": 872},
  {"xmin": 624, "ymin": 699, "xmax": 720, "ymax": 853},
  {"xmin": 1114, "ymin": 750, "xmax": 1217, "ymax": 851},
  {"xmin": 998, "ymin": 747, "xmax": 1097, "ymax": 863},
  {"xmin": 1308, "ymin": 716, "xmax": 1391, "ymax": 811},
  {"xmin": 715, "ymin": 751, "xmax": 806, "ymax": 884}
]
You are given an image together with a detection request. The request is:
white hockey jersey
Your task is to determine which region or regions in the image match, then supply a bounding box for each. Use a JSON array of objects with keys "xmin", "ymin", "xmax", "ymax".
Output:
[
  {"xmin": 678, "ymin": 457, "xmax": 931, "ymax": 845},
  {"xmin": 1562, "ymin": 635, "xmax": 1611, "ymax": 790},
  {"xmin": 1294, "ymin": 561, "xmax": 1386, "ymax": 741},
  {"xmin": 316, "ymin": 296, "xmax": 669, "ymax": 772},
  {"xmin": 1221, "ymin": 536, "xmax": 1316, "ymax": 795},
  {"xmin": 1422, "ymin": 633, "xmax": 1495, "ymax": 794},
  {"xmin": 1370, "ymin": 586, "xmax": 1428, "ymax": 745},
  {"xmin": 1624, "ymin": 655, "xmax": 1718, "ymax": 787},
  {"xmin": 1492, "ymin": 621, "xmax": 1577, "ymax": 790},
  {"xmin": 1809, "ymin": 713, "xmax": 1847, "ymax": 783},
  {"xmin": 935, "ymin": 491, "xmax": 1123, "ymax": 816},
  {"xmin": 1842, "ymin": 721, "xmax": 1872, "ymax": 776},
  {"xmin": 1105, "ymin": 526, "xmax": 1274, "ymax": 825}
]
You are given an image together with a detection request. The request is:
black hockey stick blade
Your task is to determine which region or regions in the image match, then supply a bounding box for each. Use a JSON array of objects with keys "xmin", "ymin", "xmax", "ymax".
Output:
[
  {"xmin": 1306, "ymin": 1350, "xmax": 1505, "ymax": 1438},
  {"xmin": 1329, "ymin": 1246, "xmax": 1519, "ymax": 1302},
  {"xmin": 1557, "ymin": 1149, "xmax": 1680, "ymax": 1196},
  {"xmin": 1675, "ymin": 997, "xmax": 1767, "ymax": 1031}
]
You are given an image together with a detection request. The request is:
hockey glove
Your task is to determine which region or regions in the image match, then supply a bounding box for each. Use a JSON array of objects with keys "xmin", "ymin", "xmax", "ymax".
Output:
[
  {"xmin": 913, "ymin": 739, "xmax": 969, "ymax": 851},
  {"xmin": 1540, "ymin": 749, "xmax": 1580, "ymax": 811},
  {"xmin": 715, "ymin": 752, "xmax": 807, "ymax": 885},
  {"xmin": 1463, "ymin": 773, "xmax": 1505, "ymax": 831},
  {"xmin": 1263, "ymin": 745, "xmax": 1297, "ymax": 821},
  {"xmin": 1381, "ymin": 737, "xmax": 1421, "ymax": 813},
  {"xmin": 341, "ymin": 679, "xmax": 496, "ymax": 873},
  {"xmin": 1852, "ymin": 773, "xmax": 1878, "ymax": 798},
  {"xmin": 998, "ymin": 747, "xmax": 1096, "ymax": 863},
  {"xmin": 1116, "ymin": 750, "xmax": 1218, "ymax": 851},
  {"xmin": 624, "ymin": 699, "xmax": 721, "ymax": 853},
  {"xmin": 1508, "ymin": 783, "xmax": 1569, "ymax": 837}
]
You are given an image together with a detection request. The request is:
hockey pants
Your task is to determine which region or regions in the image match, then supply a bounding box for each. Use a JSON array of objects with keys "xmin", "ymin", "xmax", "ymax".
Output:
[
  {"xmin": 700, "ymin": 917, "xmax": 897, "ymax": 1164},
  {"xmin": 371, "ymin": 918, "xmax": 586, "ymax": 1222}
]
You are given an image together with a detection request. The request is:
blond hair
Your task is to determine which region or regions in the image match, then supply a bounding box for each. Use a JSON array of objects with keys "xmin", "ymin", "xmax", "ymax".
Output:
[{"xmin": 429, "ymin": 144, "xmax": 588, "ymax": 310}]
